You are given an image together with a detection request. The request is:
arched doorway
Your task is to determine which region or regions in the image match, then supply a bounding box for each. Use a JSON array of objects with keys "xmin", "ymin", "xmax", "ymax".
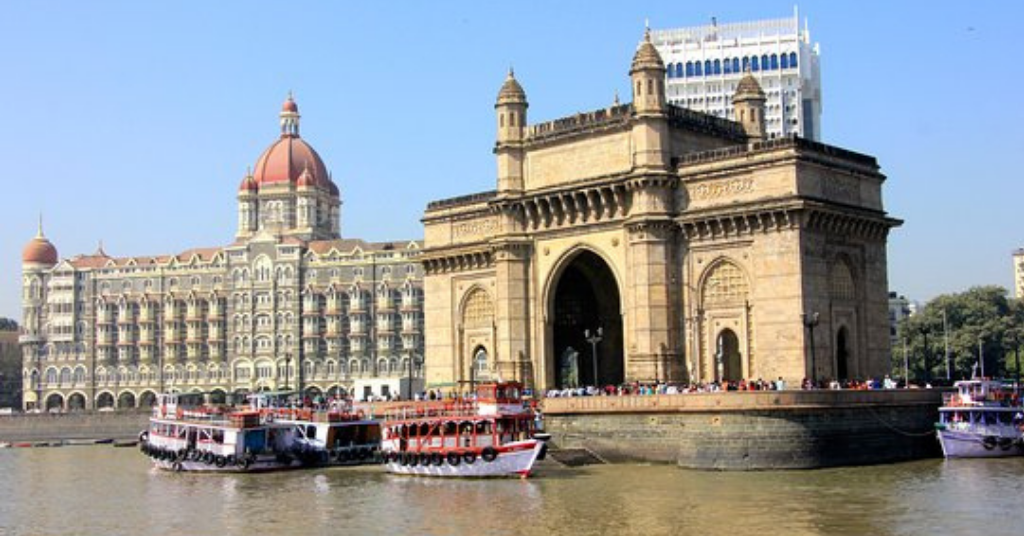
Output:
[
  {"xmin": 45, "ymin": 393, "xmax": 64, "ymax": 411},
  {"xmin": 96, "ymin": 392, "xmax": 115, "ymax": 409},
  {"xmin": 836, "ymin": 326, "xmax": 851, "ymax": 380},
  {"xmin": 551, "ymin": 250, "xmax": 622, "ymax": 387},
  {"xmin": 118, "ymin": 392, "xmax": 136, "ymax": 409},
  {"xmin": 208, "ymin": 389, "xmax": 227, "ymax": 405},
  {"xmin": 139, "ymin": 391, "xmax": 157, "ymax": 407},
  {"xmin": 716, "ymin": 329, "xmax": 742, "ymax": 382},
  {"xmin": 472, "ymin": 346, "xmax": 489, "ymax": 384},
  {"xmin": 67, "ymin": 393, "xmax": 86, "ymax": 411}
]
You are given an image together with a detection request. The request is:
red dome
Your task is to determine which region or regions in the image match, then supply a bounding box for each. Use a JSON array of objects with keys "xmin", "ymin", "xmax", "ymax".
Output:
[
  {"xmin": 238, "ymin": 174, "xmax": 258, "ymax": 193},
  {"xmin": 282, "ymin": 96, "xmax": 298, "ymax": 113},
  {"xmin": 23, "ymin": 236, "xmax": 57, "ymax": 265},
  {"xmin": 252, "ymin": 135, "xmax": 329, "ymax": 188}
]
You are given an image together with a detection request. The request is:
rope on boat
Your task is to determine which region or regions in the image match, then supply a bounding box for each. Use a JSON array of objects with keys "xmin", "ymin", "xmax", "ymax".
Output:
[{"xmin": 867, "ymin": 406, "xmax": 937, "ymax": 437}]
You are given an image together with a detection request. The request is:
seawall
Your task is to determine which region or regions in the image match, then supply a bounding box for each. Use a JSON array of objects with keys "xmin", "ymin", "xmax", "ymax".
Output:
[
  {"xmin": 0, "ymin": 411, "xmax": 150, "ymax": 443},
  {"xmin": 541, "ymin": 389, "xmax": 943, "ymax": 470}
]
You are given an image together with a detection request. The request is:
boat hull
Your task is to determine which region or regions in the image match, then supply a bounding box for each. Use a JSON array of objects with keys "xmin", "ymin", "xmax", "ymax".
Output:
[
  {"xmin": 937, "ymin": 429, "xmax": 1024, "ymax": 459},
  {"xmin": 383, "ymin": 440, "xmax": 545, "ymax": 478}
]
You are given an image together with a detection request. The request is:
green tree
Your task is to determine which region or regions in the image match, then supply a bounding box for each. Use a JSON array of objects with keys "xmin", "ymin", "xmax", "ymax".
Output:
[
  {"xmin": 0, "ymin": 318, "xmax": 17, "ymax": 331},
  {"xmin": 896, "ymin": 286, "xmax": 1024, "ymax": 382}
]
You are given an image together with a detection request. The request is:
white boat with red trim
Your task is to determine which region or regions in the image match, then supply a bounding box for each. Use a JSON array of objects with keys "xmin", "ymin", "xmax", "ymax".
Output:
[{"xmin": 380, "ymin": 382, "xmax": 548, "ymax": 478}]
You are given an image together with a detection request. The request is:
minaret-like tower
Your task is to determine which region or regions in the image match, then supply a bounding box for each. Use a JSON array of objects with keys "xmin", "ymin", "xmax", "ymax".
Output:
[
  {"xmin": 733, "ymin": 72, "xmax": 767, "ymax": 142},
  {"xmin": 495, "ymin": 68, "xmax": 528, "ymax": 195},
  {"xmin": 629, "ymin": 28, "xmax": 669, "ymax": 170},
  {"xmin": 236, "ymin": 168, "xmax": 258, "ymax": 239},
  {"xmin": 280, "ymin": 91, "xmax": 300, "ymax": 137},
  {"xmin": 20, "ymin": 217, "xmax": 58, "ymax": 410}
]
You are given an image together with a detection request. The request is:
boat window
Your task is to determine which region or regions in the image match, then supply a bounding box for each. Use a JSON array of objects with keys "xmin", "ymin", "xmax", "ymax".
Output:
[
  {"xmin": 212, "ymin": 429, "xmax": 224, "ymax": 444},
  {"xmin": 307, "ymin": 425, "xmax": 316, "ymax": 438}
]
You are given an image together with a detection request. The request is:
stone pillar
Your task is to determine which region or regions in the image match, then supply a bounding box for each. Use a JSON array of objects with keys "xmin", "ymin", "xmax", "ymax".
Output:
[
  {"xmin": 492, "ymin": 239, "xmax": 532, "ymax": 388},
  {"xmin": 625, "ymin": 219, "xmax": 680, "ymax": 381}
]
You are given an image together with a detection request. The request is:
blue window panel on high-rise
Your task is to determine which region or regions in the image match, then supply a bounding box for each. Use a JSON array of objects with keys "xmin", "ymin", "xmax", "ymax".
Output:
[
  {"xmin": 704, "ymin": 60, "xmax": 712, "ymax": 76},
  {"xmin": 742, "ymin": 57, "xmax": 750, "ymax": 72},
  {"xmin": 676, "ymin": 63, "xmax": 684, "ymax": 78},
  {"xmin": 751, "ymin": 56, "xmax": 759, "ymax": 71},
  {"xmin": 790, "ymin": 52, "xmax": 798, "ymax": 68},
  {"xmin": 686, "ymin": 62, "xmax": 694, "ymax": 77},
  {"xmin": 771, "ymin": 54, "xmax": 779, "ymax": 70},
  {"xmin": 781, "ymin": 53, "xmax": 789, "ymax": 69},
  {"xmin": 732, "ymin": 58, "xmax": 740, "ymax": 73},
  {"xmin": 723, "ymin": 58, "xmax": 732, "ymax": 74},
  {"xmin": 695, "ymin": 62, "xmax": 703, "ymax": 76},
  {"xmin": 761, "ymin": 55, "xmax": 769, "ymax": 71},
  {"xmin": 713, "ymin": 59, "xmax": 721, "ymax": 75}
]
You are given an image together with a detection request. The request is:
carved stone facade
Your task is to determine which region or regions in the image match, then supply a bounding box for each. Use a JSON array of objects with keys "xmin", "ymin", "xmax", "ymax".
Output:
[{"xmin": 421, "ymin": 33, "xmax": 899, "ymax": 390}]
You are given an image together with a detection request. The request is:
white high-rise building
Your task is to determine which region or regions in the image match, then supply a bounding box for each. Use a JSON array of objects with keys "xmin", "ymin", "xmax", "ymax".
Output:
[{"xmin": 651, "ymin": 9, "xmax": 822, "ymax": 140}]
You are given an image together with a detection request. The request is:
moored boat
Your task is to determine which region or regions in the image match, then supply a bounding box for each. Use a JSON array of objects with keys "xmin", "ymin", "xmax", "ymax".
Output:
[
  {"xmin": 380, "ymin": 382, "xmax": 548, "ymax": 478},
  {"xmin": 139, "ymin": 392, "xmax": 380, "ymax": 472},
  {"xmin": 936, "ymin": 379, "xmax": 1024, "ymax": 458}
]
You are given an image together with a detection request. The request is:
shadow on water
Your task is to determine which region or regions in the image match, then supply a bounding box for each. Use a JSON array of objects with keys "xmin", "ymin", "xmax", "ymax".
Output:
[{"xmin": 3, "ymin": 447, "xmax": 1024, "ymax": 536}]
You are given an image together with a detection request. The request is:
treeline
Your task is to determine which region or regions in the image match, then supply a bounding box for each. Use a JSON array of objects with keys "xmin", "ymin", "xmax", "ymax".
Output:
[
  {"xmin": 896, "ymin": 286, "xmax": 1024, "ymax": 381},
  {"xmin": 0, "ymin": 318, "xmax": 18, "ymax": 331}
]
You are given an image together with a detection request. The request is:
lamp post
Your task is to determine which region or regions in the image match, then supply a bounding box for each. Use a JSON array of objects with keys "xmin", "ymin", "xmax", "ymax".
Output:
[
  {"xmin": 919, "ymin": 325, "xmax": 931, "ymax": 382},
  {"xmin": 802, "ymin": 312, "xmax": 820, "ymax": 384},
  {"xmin": 584, "ymin": 327, "xmax": 603, "ymax": 387},
  {"xmin": 978, "ymin": 337, "xmax": 985, "ymax": 379},
  {"xmin": 406, "ymin": 350, "xmax": 415, "ymax": 400}
]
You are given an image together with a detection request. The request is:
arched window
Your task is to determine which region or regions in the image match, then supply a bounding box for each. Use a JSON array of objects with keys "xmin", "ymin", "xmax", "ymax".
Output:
[
  {"xmin": 789, "ymin": 52, "xmax": 798, "ymax": 68},
  {"xmin": 781, "ymin": 53, "xmax": 789, "ymax": 69},
  {"xmin": 770, "ymin": 54, "xmax": 779, "ymax": 70},
  {"xmin": 713, "ymin": 59, "xmax": 721, "ymax": 75},
  {"xmin": 686, "ymin": 61, "xmax": 694, "ymax": 77},
  {"xmin": 462, "ymin": 289, "xmax": 494, "ymax": 331},
  {"xmin": 473, "ymin": 348, "xmax": 489, "ymax": 379},
  {"xmin": 831, "ymin": 260, "xmax": 856, "ymax": 301},
  {"xmin": 742, "ymin": 56, "xmax": 750, "ymax": 72},
  {"xmin": 751, "ymin": 56, "xmax": 759, "ymax": 72},
  {"xmin": 674, "ymin": 63, "xmax": 683, "ymax": 78},
  {"xmin": 723, "ymin": 58, "xmax": 732, "ymax": 74},
  {"xmin": 701, "ymin": 260, "xmax": 749, "ymax": 308},
  {"xmin": 732, "ymin": 58, "xmax": 740, "ymax": 73},
  {"xmin": 45, "ymin": 368, "xmax": 57, "ymax": 386},
  {"xmin": 694, "ymin": 61, "xmax": 702, "ymax": 76},
  {"xmin": 761, "ymin": 55, "xmax": 769, "ymax": 70},
  {"xmin": 703, "ymin": 60, "xmax": 712, "ymax": 76}
]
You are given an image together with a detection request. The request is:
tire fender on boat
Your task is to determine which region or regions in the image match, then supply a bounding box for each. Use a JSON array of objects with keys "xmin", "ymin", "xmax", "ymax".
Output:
[
  {"xmin": 983, "ymin": 436, "xmax": 998, "ymax": 450},
  {"xmin": 446, "ymin": 452, "xmax": 461, "ymax": 466},
  {"xmin": 462, "ymin": 451, "xmax": 477, "ymax": 465},
  {"xmin": 431, "ymin": 452, "xmax": 444, "ymax": 466},
  {"xmin": 172, "ymin": 461, "xmax": 183, "ymax": 472},
  {"xmin": 481, "ymin": 447, "xmax": 498, "ymax": 462}
]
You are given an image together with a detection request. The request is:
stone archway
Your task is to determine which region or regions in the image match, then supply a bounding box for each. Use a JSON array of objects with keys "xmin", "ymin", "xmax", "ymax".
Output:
[
  {"xmin": 208, "ymin": 389, "xmax": 227, "ymax": 405},
  {"xmin": 139, "ymin": 391, "xmax": 158, "ymax": 407},
  {"xmin": 550, "ymin": 250, "xmax": 623, "ymax": 388},
  {"xmin": 45, "ymin": 393, "xmax": 64, "ymax": 411},
  {"xmin": 96, "ymin": 392, "xmax": 115, "ymax": 409},
  {"xmin": 67, "ymin": 393, "xmax": 86, "ymax": 411},
  {"xmin": 716, "ymin": 329, "xmax": 742, "ymax": 382},
  {"xmin": 118, "ymin": 391, "xmax": 136, "ymax": 409},
  {"xmin": 836, "ymin": 326, "xmax": 851, "ymax": 381}
]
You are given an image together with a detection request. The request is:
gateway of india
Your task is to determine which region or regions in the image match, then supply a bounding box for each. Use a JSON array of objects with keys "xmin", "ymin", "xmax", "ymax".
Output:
[
  {"xmin": 19, "ymin": 96, "xmax": 425, "ymax": 410},
  {"xmin": 421, "ymin": 31, "xmax": 900, "ymax": 390}
]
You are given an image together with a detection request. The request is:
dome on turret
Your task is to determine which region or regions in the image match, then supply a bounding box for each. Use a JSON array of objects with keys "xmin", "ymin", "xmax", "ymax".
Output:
[
  {"xmin": 734, "ymin": 73, "xmax": 766, "ymax": 101},
  {"xmin": 251, "ymin": 94, "xmax": 332, "ymax": 193},
  {"xmin": 22, "ymin": 221, "xmax": 57, "ymax": 266},
  {"xmin": 630, "ymin": 28, "xmax": 665, "ymax": 74},
  {"xmin": 496, "ymin": 68, "xmax": 527, "ymax": 106}
]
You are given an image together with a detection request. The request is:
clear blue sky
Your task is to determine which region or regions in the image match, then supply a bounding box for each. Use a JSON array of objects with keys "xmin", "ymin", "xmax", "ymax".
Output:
[{"xmin": 1, "ymin": 1, "xmax": 1021, "ymax": 319}]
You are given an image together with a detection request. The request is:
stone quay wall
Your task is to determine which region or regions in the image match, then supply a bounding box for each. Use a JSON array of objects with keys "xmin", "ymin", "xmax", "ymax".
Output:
[
  {"xmin": 541, "ymin": 389, "xmax": 943, "ymax": 470},
  {"xmin": 0, "ymin": 411, "xmax": 150, "ymax": 443}
]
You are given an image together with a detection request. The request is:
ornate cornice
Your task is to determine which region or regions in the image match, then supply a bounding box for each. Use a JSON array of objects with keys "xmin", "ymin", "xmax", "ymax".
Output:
[{"xmin": 420, "ymin": 245, "xmax": 494, "ymax": 275}]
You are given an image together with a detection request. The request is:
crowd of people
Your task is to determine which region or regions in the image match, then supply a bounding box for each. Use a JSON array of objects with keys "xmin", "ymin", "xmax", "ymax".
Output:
[{"xmin": 542, "ymin": 374, "xmax": 922, "ymax": 399}]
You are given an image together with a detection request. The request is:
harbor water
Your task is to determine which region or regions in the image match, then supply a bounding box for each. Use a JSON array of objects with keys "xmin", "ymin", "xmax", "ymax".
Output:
[{"xmin": 2, "ymin": 446, "xmax": 1023, "ymax": 536}]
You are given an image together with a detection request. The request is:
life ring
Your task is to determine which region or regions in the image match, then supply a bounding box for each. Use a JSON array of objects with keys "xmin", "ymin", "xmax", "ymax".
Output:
[
  {"xmin": 481, "ymin": 447, "xmax": 498, "ymax": 463},
  {"xmin": 431, "ymin": 452, "xmax": 444, "ymax": 466},
  {"xmin": 446, "ymin": 452, "xmax": 461, "ymax": 466},
  {"xmin": 982, "ymin": 436, "xmax": 998, "ymax": 450},
  {"xmin": 171, "ymin": 461, "xmax": 183, "ymax": 472},
  {"xmin": 462, "ymin": 451, "xmax": 477, "ymax": 465},
  {"xmin": 215, "ymin": 455, "xmax": 227, "ymax": 468}
]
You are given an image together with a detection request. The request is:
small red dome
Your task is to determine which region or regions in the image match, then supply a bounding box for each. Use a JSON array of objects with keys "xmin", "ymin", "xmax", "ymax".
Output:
[
  {"xmin": 23, "ymin": 236, "xmax": 58, "ymax": 265},
  {"xmin": 238, "ymin": 174, "xmax": 258, "ymax": 193},
  {"xmin": 282, "ymin": 96, "xmax": 298, "ymax": 113}
]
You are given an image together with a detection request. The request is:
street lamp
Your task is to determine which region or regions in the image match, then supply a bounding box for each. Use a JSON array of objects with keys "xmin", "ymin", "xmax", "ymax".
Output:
[
  {"xmin": 919, "ymin": 325, "xmax": 931, "ymax": 382},
  {"xmin": 406, "ymin": 350, "xmax": 415, "ymax": 400},
  {"xmin": 802, "ymin": 312, "xmax": 820, "ymax": 385},
  {"xmin": 585, "ymin": 327, "xmax": 603, "ymax": 387},
  {"xmin": 941, "ymin": 309, "xmax": 951, "ymax": 381}
]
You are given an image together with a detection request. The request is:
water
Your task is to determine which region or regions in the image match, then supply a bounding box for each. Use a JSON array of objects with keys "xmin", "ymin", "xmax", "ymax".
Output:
[{"xmin": 1, "ymin": 446, "xmax": 1023, "ymax": 536}]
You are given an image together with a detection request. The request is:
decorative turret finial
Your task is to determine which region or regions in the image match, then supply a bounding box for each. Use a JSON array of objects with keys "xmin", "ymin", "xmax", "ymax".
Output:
[
  {"xmin": 613, "ymin": 90, "xmax": 620, "ymax": 106},
  {"xmin": 36, "ymin": 213, "xmax": 44, "ymax": 238},
  {"xmin": 96, "ymin": 239, "xmax": 107, "ymax": 257},
  {"xmin": 280, "ymin": 92, "xmax": 301, "ymax": 137}
]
